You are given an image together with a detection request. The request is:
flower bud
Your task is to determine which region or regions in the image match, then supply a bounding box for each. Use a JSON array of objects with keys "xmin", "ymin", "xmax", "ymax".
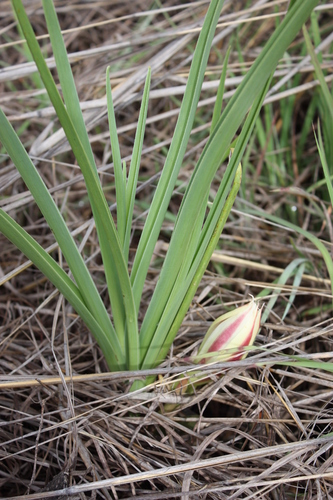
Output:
[{"xmin": 192, "ymin": 300, "xmax": 261, "ymax": 365}]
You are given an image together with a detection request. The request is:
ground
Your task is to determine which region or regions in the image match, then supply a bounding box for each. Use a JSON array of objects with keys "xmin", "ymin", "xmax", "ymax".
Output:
[{"xmin": 0, "ymin": 1, "xmax": 333, "ymax": 499}]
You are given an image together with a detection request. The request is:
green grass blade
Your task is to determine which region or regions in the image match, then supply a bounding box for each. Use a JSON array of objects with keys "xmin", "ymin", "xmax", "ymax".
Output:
[
  {"xmin": 130, "ymin": 0, "xmax": 226, "ymax": 309},
  {"xmin": 188, "ymin": 77, "xmax": 272, "ymax": 281},
  {"xmin": 139, "ymin": 75, "xmax": 271, "ymax": 372},
  {"xmin": 258, "ymin": 258, "xmax": 308, "ymax": 324},
  {"xmin": 130, "ymin": 165, "xmax": 242, "ymax": 390},
  {"xmin": 9, "ymin": 0, "xmax": 127, "ymax": 368},
  {"xmin": 40, "ymin": 0, "xmax": 139, "ymax": 369},
  {"xmin": 133, "ymin": 0, "xmax": 316, "ymax": 314},
  {"xmin": 211, "ymin": 45, "xmax": 231, "ymax": 133},
  {"xmin": 12, "ymin": 0, "xmax": 140, "ymax": 370},
  {"xmin": 303, "ymin": 25, "xmax": 333, "ymax": 122},
  {"xmin": 41, "ymin": 1, "xmax": 124, "ymax": 330},
  {"xmin": 137, "ymin": 0, "xmax": 318, "ymax": 350},
  {"xmin": 124, "ymin": 68, "xmax": 151, "ymax": 262},
  {"xmin": 303, "ymin": 24, "xmax": 333, "ymax": 171},
  {"xmin": 41, "ymin": 0, "xmax": 129, "ymax": 349},
  {"xmin": 41, "ymin": 0, "xmax": 96, "ymax": 170},
  {"xmin": 136, "ymin": 0, "xmax": 318, "ymax": 369},
  {"xmin": 106, "ymin": 65, "xmax": 126, "ymax": 246},
  {"xmin": 0, "ymin": 107, "xmax": 125, "ymax": 367},
  {"xmin": 288, "ymin": 0, "xmax": 298, "ymax": 10},
  {"xmin": 265, "ymin": 358, "xmax": 333, "ymax": 374},
  {"xmin": 0, "ymin": 208, "xmax": 122, "ymax": 370},
  {"xmin": 282, "ymin": 261, "xmax": 306, "ymax": 321},
  {"xmin": 314, "ymin": 122, "xmax": 333, "ymax": 206},
  {"xmin": 144, "ymin": 166, "xmax": 242, "ymax": 378},
  {"xmin": 188, "ymin": 0, "xmax": 318, "ymax": 199},
  {"xmin": 249, "ymin": 210, "xmax": 333, "ymax": 309}
]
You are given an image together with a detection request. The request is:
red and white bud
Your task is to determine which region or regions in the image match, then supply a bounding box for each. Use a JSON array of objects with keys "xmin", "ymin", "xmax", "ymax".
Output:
[{"xmin": 192, "ymin": 299, "xmax": 261, "ymax": 365}]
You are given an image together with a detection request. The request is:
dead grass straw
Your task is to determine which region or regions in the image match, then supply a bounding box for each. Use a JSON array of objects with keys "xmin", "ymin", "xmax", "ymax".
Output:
[{"xmin": 1, "ymin": 1, "xmax": 333, "ymax": 498}]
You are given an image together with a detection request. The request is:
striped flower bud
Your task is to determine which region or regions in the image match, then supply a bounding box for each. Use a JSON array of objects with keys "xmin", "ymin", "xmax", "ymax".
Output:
[{"xmin": 192, "ymin": 299, "xmax": 261, "ymax": 365}]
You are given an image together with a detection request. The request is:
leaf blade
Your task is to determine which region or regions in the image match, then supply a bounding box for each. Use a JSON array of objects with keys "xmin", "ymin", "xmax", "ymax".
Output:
[{"xmin": 0, "ymin": 208, "xmax": 122, "ymax": 370}]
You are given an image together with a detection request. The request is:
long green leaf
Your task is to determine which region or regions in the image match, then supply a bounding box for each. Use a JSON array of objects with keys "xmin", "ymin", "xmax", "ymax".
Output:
[
  {"xmin": 211, "ymin": 45, "xmax": 231, "ymax": 133},
  {"xmin": 10, "ymin": 0, "xmax": 127, "ymax": 368},
  {"xmin": 315, "ymin": 122, "xmax": 333, "ymax": 206},
  {"xmin": 40, "ymin": 0, "xmax": 140, "ymax": 370},
  {"xmin": 258, "ymin": 258, "xmax": 308, "ymax": 324},
  {"xmin": 130, "ymin": 165, "xmax": 242, "ymax": 390},
  {"xmin": 0, "ymin": 107, "xmax": 125, "ymax": 368},
  {"xmin": 106, "ymin": 65, "xmax": 126, "ymax": 246},
  {"xmin": 40, "ymin": 0, "xmax": 129, "ymax": 353},
  {"xmin": 0, "ymin": 208, "xmax": 121, "ymax": 370},
  {"xmin": 139, "ymin": 75, "xmax": 271, "ymax": 372},
  {"xmin": 138, "ymin": 0, "xmax": 317, "ymax": 309},
  {"xmin": 12, "ymin": 0, "xmax": 140, "ymax": 370},
  {"xmin": 132, "ymin": 0, "xmax": 318, "ymax": 374},
  {"xmin": 282, "ymin": 261, "xmax": 306, "ymax": 321},
  {"xmin": 124, "ymin": 69, "xmax": 151, "ymax": 262},
  {"xmin": 303, "ymin": 25, "xmax": 333, "ymax": 122},
  {"xmin": 130, "ymin": 0, "xmax": 226, "ymax": 310},
  {"xmin": 42, "ymin": 0, "xmax": 96, "ymax": 169},
  {"xmin": 42, "ymin": 0, "xmax": 130, "ymax": 350},
  {"xmin": 136, "ymin": 0, "xmax": 317, "ymax": 337},
  {"xmin": 136, "ymin": 0, "xmax": 318, "ymax": 367}
]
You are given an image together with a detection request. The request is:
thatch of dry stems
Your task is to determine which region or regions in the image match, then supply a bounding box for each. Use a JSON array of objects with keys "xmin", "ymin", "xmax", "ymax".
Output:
[{"xmin": 0, "ymin": 1, "xmax": 333, "ymax": 498}]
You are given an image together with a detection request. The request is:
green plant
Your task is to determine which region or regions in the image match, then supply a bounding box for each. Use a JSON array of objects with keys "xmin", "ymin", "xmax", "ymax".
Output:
[{"xmin": 0, "ymin": 0, "xmax": 318, "ymax": 384}]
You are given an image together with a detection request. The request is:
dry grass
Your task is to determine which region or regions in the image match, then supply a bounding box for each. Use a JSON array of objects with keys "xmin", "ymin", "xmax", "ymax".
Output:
[{"xmin": 1, "ymin": 1, "xmax": 333, "ymax": 498}]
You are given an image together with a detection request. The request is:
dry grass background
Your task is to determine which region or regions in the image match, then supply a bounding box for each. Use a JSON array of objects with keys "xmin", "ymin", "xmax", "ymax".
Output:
[{"xmin": 1, "ymin": 0, "xmax": 333, "ymax": 498}]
